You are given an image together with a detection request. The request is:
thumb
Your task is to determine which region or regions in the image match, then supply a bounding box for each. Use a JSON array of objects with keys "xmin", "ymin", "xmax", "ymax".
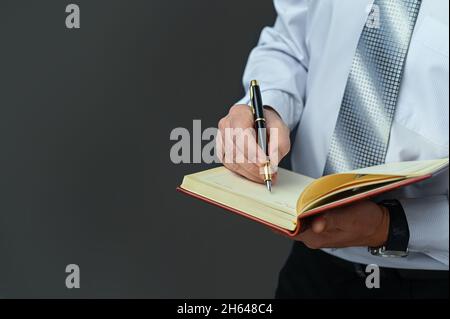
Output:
[
  {"xmin": 311, "ymin": 216, "xmax": 327, "ymax": 234},
  {"xmin": 311, "ymin": 213, "xmax": 337, "ymax": 234}
]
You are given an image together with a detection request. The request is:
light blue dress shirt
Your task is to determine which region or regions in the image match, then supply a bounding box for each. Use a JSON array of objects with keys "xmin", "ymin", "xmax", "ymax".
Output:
[{"xmin": 238, "ymin": 0, "xmax": 449, "ymax": 270}]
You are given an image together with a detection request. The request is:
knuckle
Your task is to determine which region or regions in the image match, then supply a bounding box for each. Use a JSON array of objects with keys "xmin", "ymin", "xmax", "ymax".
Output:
[
  {"xmin": 229, "ymin": 104, "xmax": 245, "ymax": 114},
  {"xmin": 229, "ymin": 105, "xmax": 252, "ymax": 120},
  {"xmin": 218, "ymin": 118, "xmax": 228, "ymax": 130}
]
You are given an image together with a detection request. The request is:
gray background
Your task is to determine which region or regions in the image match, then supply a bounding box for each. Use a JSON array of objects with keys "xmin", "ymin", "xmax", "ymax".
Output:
[{"xmin": 0, "ymin": 0, "xmax": 294, "ymax": 298}]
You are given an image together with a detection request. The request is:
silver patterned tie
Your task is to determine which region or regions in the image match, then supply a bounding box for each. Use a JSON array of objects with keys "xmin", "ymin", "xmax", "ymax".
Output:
[{"xmin": 324, "ymin": 0, "xmax": 422, "ymax": 175}]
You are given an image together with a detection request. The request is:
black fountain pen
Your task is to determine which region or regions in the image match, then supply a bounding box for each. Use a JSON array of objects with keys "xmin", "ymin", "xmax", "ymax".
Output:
[{"xmin": 249, "ymin": 80, "xmax": 273, "ymax": 192}]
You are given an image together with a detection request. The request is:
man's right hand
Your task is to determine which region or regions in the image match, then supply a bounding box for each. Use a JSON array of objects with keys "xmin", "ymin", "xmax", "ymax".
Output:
[{"xmin": 216, "ymin": 104, "xmax": 291, "ymax": 184}]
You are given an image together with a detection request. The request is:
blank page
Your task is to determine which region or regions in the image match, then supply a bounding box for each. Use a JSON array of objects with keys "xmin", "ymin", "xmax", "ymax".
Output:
[{"xmin": 185, "ymin": 167, "xmax": 315, "ymax": 216}]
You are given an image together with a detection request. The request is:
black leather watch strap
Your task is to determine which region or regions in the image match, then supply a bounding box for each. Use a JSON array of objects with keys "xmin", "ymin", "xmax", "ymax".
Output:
[{"xmin": 380, "ymin": 199, "xmax": 410, "ymax": 252}]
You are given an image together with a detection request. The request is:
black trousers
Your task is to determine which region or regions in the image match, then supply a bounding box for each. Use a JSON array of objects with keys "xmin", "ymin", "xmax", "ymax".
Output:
[{"xmin": 276, "ymin": 242, "xmax": 449, "ymax": 299}]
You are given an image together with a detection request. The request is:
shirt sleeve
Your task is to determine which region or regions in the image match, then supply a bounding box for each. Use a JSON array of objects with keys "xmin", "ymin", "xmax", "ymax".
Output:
[
  {"xmin": 399, "ymin": 195, "xmax": 449, "ymax": 267},
  {"xmin": 236, "ymin": 0, "xmax": 309, "ymax": 130}
]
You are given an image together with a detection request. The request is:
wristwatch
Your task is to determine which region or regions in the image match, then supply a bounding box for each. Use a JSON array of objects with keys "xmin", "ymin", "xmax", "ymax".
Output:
[{"xmin": 369, "ymin": 199, "xmax": 410, "ymax": 258}]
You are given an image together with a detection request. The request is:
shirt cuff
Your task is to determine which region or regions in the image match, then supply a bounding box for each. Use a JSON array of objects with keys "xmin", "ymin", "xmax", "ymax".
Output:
[
  {"xmin": 236, "ymin": 89, "xmax": 303, "ymax": 130},
  {"xmin": 399, "ymin": 196, "xmax": 449, "ymax": 267}
]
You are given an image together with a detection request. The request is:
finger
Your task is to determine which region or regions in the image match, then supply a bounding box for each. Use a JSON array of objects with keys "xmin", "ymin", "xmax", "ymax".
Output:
[
  {"xmin": 311, "ymin": 216, "xmax": 328, "ymax": 234},
  {"xmin": 222, "ymin": 138, "xmax": 262, "ymax": 182},
  {"xmin": 235, "ymin": 147, "xmax": 266, "ymax": 182},
  {"xmin": 222, "ymin": 124, "xmax": 237, "ymax": 165},
  {"xmin": 223, "ymin": 162, "xmax": 264, "ymax": 183},
  {"xmin": 296, "ymin": 229, "xmax": 330, "ymax": 249},
  {"xmin": 215, "ymin": 128, "xmax": 225, "ymax": 164},
  {"xmin": 325, "ymin": 211, "xmax": 340, "ymax": 231},
  {"xmin": 222, "ymin": 130, "xmax": 264, "ymax": 181},
  {"xmin": 310, "ymin": 213, "xmax": 340, "ymax": 234},
  {"xmin": 233, "ymin": 126, "xmax": 267, "ymax": 167},
  {"xmin": 229, "ymin": 106, "xmax": 278, "ymax": 166},
  {"xmin": 297, "ymin": 228, "xmax": 354, "ymax": 249},
  {"xmin": 223, "ymin": 125, "xmax": 267, "ymax": 180},
  {"xmin": 217, "ymin": 117, "xmax": 231, "ymax": 164},
  {"xmin": 323, "ymin": 209, "xmax": 350, "ymax": 231},
  {"xmin": 228, "ymin": 105, "xmax": 254, "ymax": 133},
  {"xmin": 299, "ymin": 222, "xmax": 366, "ymax": 249},
  {"xmin": 228, "ymin": 131, "xmax": 261, "ymax": 181}
]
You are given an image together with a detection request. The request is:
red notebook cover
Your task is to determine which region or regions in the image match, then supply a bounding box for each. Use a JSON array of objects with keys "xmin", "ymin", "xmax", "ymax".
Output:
[{"xmin": 177, "ymin": 174, "xmax": 431, "ymax": 237}]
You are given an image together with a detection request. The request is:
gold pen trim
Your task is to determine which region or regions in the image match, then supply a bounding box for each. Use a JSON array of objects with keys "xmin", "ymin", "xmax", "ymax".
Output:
[
  {"xmin": 263, "ymin": 162, "xmax": 272, "ymax": 182},
  {"xmin": 249, "ymin": 81, "xmax": 256, "ymax": 115}
]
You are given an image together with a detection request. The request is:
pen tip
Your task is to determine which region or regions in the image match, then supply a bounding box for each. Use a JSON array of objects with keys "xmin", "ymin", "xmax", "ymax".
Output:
[{"xmin": 266, "ymin": 180, "xmax": 272, "ymax": 192}]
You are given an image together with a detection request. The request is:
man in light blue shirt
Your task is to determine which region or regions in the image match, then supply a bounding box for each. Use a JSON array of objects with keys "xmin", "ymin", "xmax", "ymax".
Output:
[{"xmin": 217, "ymin": 0, "xmax": 448, "ymax": 298}]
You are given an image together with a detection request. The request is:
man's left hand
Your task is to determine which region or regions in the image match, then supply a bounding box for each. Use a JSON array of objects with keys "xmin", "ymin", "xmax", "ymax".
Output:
[{"xmin": 294, "ymin": 201, "xmax": 390, "ymax": 249}]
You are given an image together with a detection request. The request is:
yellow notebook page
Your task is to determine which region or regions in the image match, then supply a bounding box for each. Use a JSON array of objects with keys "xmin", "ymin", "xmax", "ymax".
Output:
[{"xmin": 297, "ymin": 174, "xmax": 402, "ymax": 213}]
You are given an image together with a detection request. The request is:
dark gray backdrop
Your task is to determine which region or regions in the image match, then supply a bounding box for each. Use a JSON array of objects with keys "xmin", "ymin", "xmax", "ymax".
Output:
[{"xmin": 0, "ymin": 0, "xmax": 293, "ymax": 298}]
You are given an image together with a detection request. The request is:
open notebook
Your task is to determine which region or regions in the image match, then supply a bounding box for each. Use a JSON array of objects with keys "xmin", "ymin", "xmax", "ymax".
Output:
[{"xmin": 178, "ymin": 159, "xmax": 449, "ymax": 236}]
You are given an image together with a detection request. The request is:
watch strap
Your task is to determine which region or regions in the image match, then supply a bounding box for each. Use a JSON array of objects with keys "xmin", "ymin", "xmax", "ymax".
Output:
[
  {"xmin": 383, "ymin": 199, "xmax": 410, "ymax": 252},
  {"xmin": 370, "ymin": 200, "xmax": 410, "ymax": 257}
]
